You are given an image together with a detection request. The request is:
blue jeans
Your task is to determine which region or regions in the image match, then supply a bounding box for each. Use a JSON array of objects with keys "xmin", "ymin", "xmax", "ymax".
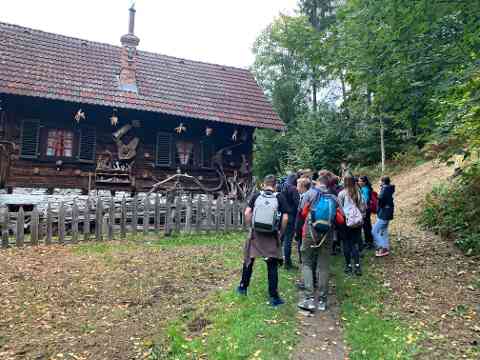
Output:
[{"xmin": 372, "ymin": 219, "xmax": 390, "ymax": 249}]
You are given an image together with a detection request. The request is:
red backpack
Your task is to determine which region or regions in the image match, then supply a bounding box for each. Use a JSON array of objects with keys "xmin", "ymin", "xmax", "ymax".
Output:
[{"xmin": 370, "ymin": 191, "xmax": 378, "ymax": 214}]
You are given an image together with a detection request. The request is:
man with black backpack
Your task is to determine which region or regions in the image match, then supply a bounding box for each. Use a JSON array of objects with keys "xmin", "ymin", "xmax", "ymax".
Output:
[
  {"xmin": 236, "ymin": 175, "xmax": 291, "ymax": 307},
  {"xmin": 296, "ymin": 171, "xmax": 338, "ymax": 312},
  {"xmin": 280, "ymin": 173, "xmax": 300, "ymax": 269}
]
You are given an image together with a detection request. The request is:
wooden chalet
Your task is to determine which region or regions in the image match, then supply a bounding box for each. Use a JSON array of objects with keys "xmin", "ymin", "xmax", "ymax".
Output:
[{"xmin": 0, "ymin": 6, "xmax": 283, "ymax": 199}]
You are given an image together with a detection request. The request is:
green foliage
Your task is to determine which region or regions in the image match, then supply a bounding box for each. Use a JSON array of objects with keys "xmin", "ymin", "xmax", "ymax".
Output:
[
  {"xmin": 420, "ymin": 163, "xmax": 480, "ymax": 255},
  {"xmin": 251, "ymin": 0, "xmax": 480, "ymax": 177}
]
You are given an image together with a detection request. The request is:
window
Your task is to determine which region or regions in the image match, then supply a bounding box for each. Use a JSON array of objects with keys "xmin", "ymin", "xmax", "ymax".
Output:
[{"xmin": 46, "ymin": 129, "xmax": 74, "ymax": 157}]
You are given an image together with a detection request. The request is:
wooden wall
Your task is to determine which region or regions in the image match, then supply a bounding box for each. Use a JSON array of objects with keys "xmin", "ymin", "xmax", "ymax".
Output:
[{"xmin": 0, "ymin": 95, "xmax": 253, "ymax": 194}]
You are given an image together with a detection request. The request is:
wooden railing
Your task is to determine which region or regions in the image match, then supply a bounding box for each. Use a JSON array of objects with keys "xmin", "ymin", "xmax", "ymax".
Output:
[{"xmin": 0, "ymin": 195, "xmax": 247, "ymax": 248}]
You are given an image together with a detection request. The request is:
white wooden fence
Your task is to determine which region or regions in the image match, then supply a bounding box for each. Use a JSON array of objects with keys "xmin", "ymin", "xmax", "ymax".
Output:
[{"xmin": 0, "ymin": 195, "xmax": 247, "ymax": 248}]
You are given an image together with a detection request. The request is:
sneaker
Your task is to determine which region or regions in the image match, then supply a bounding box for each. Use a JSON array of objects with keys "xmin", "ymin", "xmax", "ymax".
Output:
[
  {"xmin": 317, "ymin": 300, "xmax": 327, "ymax": 311},
  {"xmin": 354, "ymin": 264, "xmax": 362, "ymax": 276},
  {"xmin": 344, "ymin": 264, "xmax": 353, "ymax": 275},
  {"xmin": 376, "ymin": 248, "xmax": 390, "ymax": 257},
  {"xmin": 269, "ymin": 297, "xmax": 285, "ymax": 307},
  {"xmin": 236, "ymin": 286, "xmax": 247, "ymax": 296},
  {"xmin": 297, "ymin": 298, "xmax": 315, "ymax": 312}
]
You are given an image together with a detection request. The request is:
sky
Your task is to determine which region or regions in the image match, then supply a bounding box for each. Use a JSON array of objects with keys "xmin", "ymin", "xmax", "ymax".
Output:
[{"xmin": 1, "ymin": 0, "xmax": 298, "ymax": 69}]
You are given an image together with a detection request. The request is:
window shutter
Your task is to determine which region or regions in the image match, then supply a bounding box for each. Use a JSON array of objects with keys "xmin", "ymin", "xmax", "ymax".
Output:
[
  {"xmin": 20, "ymin": 119, "xmax": 40, "ymax": 158},
  {"xmin": 201, "ymin": 142, "xmax": 215, "ymax": 168},
  {"xmin": 156, "ymin": 132, "xmax": 172, "ymax": 167},
  {"xmin": 78, "ymin": 127, "xmax": 96, "ymax": 162}
]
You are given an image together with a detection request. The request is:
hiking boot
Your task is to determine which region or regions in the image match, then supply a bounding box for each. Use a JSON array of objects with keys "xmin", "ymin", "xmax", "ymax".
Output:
[
  {"xmin": 269, "ymin": 296, "xmax": 285, "ymax": 307},
  {"xmin": 236, "ymin": 286, "xmax": 247, "ymax": 296},
  {"xmin": 354, "ymin": 264, "xmax": 362, "ymax": 276},
  {"xmin": 317, "ymin": 299, "xmax": 327, "ymax": 312},
  {"xmin": 344, "ymin": 264, "xmax": 353, "ymax": 275},
  {"xmin": 297, "ymin": 298, "xmax": 315, "ymax": 312}
]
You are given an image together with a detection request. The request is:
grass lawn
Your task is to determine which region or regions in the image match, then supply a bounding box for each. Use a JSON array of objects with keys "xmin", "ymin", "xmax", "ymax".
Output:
[
  {"xmin": 332, "ymin": 252, "xmax": 422, "ymax": 360},
  {"xmin": 147, "ymin": 232, "xmax": 299, "ymax": 360}
]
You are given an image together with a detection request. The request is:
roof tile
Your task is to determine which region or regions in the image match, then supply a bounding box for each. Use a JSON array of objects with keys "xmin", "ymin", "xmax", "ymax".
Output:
[{"xmin": 0, "ymin": 22, "xmax": 284, "ymax": 130}]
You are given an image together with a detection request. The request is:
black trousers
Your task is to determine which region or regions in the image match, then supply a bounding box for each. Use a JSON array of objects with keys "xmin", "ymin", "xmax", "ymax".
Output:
[
  {"xmin": 363, "ymin": 210, "xmax": 373, "ymax": 246},
  {"xmin": 239, "ymin": 258, "xmax": 279, "ymax": 298},
  {"xmin": 342, "ymin": 226, "xmax": 362, "ymax": 266}
]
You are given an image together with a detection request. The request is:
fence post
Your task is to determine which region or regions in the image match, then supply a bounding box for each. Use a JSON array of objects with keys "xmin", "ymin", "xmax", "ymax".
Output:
[
  {"xmin": 143, "ymin": 196, "xmax": 149, "ymax": 237},
  {"xmin": 132, "ymin": 195, "xmax": 138, "ymax": 237},
  {"xmin": 175, "ymin": 196, "xmax": 181, "ymax": 234},
  {"xmin": 185, "ymin": 196, "xmax": 192, "ymax": 233},
  {"xmin": 154, "ymin": 194, "xmax": 160, "ymax": 234},
  {"xmin": 164, "ymin": 198, "xmax": 171, "ymax": 236},
  {"xmin": 2, "ymin": 208, "xmax": 9, "ymax": 248},
  {"xmin": 46, "ymin": 202, "xmax": 53, "ymax": 245},
  {"xmin": 233, "ymin": 201, "xmax": 239, "ymax": 230},
  {"xmin": 30, "ymin": 206, "xmax": 39, "ymax": 246},
  {"xmin": 16, "ymin": 207, "xmax": 25, "ymax": 247},
  {"xmin": 224, "ymin": 199, "xmax": 229, "ymax": 232},
  {"xmin": 215, "ymin": 197, "xmax": 221, "ymax": 232},
  {"xmin": 121, "ymin": 195, "xmax": 127, "ymax": 240},
  {"xmin": 83, "ymin": 198, "xmax": 90, "ymax": 242},
  {"xmin": 58, "ymin": 202, "xmax": 65, "ymax": 244},
  {"xmin": 205, "ymin": 196, "xmax": 212, "ymax": 233},
  {"xmin": 96, "ymin": 198, "xmax": 103, "ymax": 241},
  {"xmin": 108, "ymin": 197, "xmax": 114, "ymax": 241},
  {"xmin": 72, "ymin": 200, "xmax": 79, "ymax": 244},
  {"xmin": 196, "ymin": 197, "xmax": 203, "ymax": 233}
]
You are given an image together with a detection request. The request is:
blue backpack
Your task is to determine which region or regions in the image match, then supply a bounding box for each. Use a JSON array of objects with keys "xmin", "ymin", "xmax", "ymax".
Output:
[{"xmin": 310, "ymin": 189, "xmax": 336, "ymax": 233}]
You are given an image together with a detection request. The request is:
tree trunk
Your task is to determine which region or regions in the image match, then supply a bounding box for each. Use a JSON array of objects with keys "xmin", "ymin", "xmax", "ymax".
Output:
[{"xmin": 312, "ymin": 80, "xmax": 318, "ymax": 112}]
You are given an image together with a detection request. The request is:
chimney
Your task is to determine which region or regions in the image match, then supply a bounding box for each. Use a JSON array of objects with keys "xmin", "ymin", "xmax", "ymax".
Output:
[{"xmin": 119, "ymin": 4, "xmax": 140, "ymax": 93}]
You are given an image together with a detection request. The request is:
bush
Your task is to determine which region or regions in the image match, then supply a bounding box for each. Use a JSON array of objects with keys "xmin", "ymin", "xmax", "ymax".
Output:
[{"xmin": 420, "ymin": 163, "xmax": 480, "ymax": 255}]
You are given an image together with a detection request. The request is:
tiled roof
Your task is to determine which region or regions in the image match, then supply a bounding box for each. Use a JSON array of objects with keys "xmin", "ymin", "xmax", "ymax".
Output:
[{"xmin": 0, "ymin": 22, "xmax": 284, "ymax": 130}]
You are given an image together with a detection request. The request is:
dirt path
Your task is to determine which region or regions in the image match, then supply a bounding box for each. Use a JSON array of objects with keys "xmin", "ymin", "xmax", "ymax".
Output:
[
  {"xmin": 292, "ymin": 291, "xmax": 345, "ymax": 360},
  {"xmin": 384, "ymin": 162, "xmax": 479, "ymax": 359}
]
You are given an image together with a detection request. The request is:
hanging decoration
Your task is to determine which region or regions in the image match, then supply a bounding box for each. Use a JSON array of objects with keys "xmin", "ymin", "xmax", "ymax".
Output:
[
  {"xmin": 110, "ymin": 108, "xmax": 119, "ymax": 126},
  {"xmin": 175, "ymin": 122, "xmax": 187, "ymax": 134},
  {"xmin": 74, "ymin": 109, "xmax": 85, "ymax": 123},
  {"xmin": 205, "ymin": 126, "xmax": 213, "ymax": 136},
  {"xmin": 231, "ymin": 129, "xmax": 238, "ymax": 141},
  {"xmin": 176, "ymin": 140, "xmax": 193, "ymax": 165}
]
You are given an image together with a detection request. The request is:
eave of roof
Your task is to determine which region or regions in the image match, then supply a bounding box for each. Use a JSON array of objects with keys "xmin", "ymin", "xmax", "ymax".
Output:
[{"xmin": 0, "ymin": 21, "xmax": 284, "ymax": 130}]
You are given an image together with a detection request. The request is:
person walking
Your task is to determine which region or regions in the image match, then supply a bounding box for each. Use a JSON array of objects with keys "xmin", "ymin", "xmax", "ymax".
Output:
[
  {"xmin": 281, "ymin": 173, "xmax": 300, "ymax": 270},
  {"xmin": 296, "ymin": 171, "xmax": 338, "ymax": 312},
  {"xmin": 358, "ymin": 175, "xmax": 374, "ymax": 250},
  {"xmin": 372, "ymin": 176, "xmax": 395, "ymax": 257},
  {"xmin": 236, "ymin": 175, "xmax": 290, "ymax": 307},
  {"xmin": 338, "ymin": 173, "xmax": 366, "ymax": 276},
  {"xmin": 295, "ymin": 177, "xmax": 311, "ymax": 264}
]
